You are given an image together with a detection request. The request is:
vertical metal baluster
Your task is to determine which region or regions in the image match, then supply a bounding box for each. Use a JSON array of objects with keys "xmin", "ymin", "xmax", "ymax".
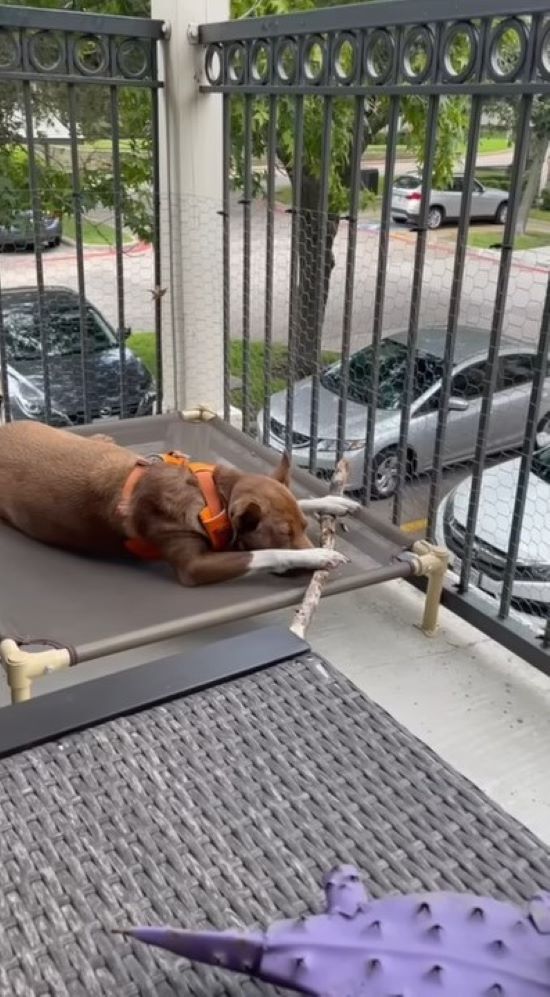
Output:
[
  {"xmin": 241, "ymin": 93, "xmax": 253, "ymax": 435},
  {"xmin": 22, "ymin": 80, "xmax": 52, "ymax": 424},
  {"xmin": 68, "ymin": 83, "xmax": 91, "ymax": 424},
  {"xmin": 308, "ymin": 94, "xmax": 333, "ymax": 475},
  {"xmin": 222, "ymin": 92, "xmax": 232, "ymax": 423},
  {"xmin": 285, "ymin": 95, "xmax": 304, "ymax": 455},
  {"xmin": 262, "ymin": 93, "xmax": 277, "ymax": 446},
  {"xmin": 109, "ymin": 71, "xmax": 127, "ymax": 419},
  {"xmin": 0, "ymin": 272, "xmax": 10, "ymax": 423},
  {"xmin": 151, "ymin": 39, "xmax": 163, "ymax": 414},
  {"xmin": 460, "ymin": 95, "xmax": 533, "ymax": 592},
  {"xmin": 393, "ymin": 93, "xmax": 440, "ymax": 526},
  {"xmin": 336, "ymin": 95, "xmax": 364, "ymax": 463},
  {"xmin": 426, "ymin": 96, "xmax": 483, "ymax": 539},
  {"xmin": 499, "ymin": 275, "xmax": 550, "ymax": 619},
  {"xmin": 157, "ymin": 32, "xmax": 178, "ymax": 410},
  {"xmin": 363, "ymin": 96, "xmax": 400, "ymax": 503}
]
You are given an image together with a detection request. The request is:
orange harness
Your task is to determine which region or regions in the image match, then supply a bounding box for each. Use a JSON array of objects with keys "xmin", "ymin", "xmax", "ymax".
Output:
[{"xmin": 119, "ymin": 451, "xmax": 233, "ymax": 560}]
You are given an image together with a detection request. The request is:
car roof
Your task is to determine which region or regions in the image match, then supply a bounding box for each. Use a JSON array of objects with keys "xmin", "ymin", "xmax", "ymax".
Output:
[
  {"xmin": 388, "ymin": 326, "xmax": 527, "ymax": 362},
  {"xmin": 394, "ymin": 173, "xmax": 500, "ymax": 188},
  {"xmin": 1, "ymin": 286, "xmax": 79, "ymax": 307}
]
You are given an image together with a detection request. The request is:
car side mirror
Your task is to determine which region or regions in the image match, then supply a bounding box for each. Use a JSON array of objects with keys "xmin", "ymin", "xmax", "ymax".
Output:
[
  {"xmin": 448, "ymin": 396, "xmax": 469, "ymax": 412},
  {"xmin": 118, "ymin": 326, "xmax": 132, "ymax": 340}
]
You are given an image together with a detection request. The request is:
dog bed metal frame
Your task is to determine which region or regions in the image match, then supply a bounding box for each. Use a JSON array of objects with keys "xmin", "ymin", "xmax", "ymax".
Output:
[{"xmin": 0, "ymin": 411, "xmax": 448, "ymax": 703}]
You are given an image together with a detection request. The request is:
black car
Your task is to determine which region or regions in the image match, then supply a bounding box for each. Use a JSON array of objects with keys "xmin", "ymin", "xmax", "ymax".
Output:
[{"xmin": 1, "ymin": 286, "xmax": 155, "ymax": 424}]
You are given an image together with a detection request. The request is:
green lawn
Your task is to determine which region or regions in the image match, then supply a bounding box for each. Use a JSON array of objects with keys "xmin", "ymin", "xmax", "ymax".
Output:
[
  {"xmin": 477, "ymin": 135, "xmax": 510, "ymax": 153},
  {"xmin": 469, "ymin": 230, "xmax": 550, "ymax": 251},
  {"xmin": 369, "ymin": 135, "xmax": 508, "ymax": 156},
  {"xmin": 63, "ymin": 214, "xmax": 133, "ymax": 246},
  {"xmin": 127, "ymin": 332, "xmax": 157, "ymax": 373},
  {"xmin": 127, "ymin": 333, "xmax": 339, "ymax": 417},
  {"xmin": 529, "ymin": 207, "xmax": 550, "ymax": 224},
  {"xmin": 82, "ymin": 139, "xmax": 134, "ymax": 153}
]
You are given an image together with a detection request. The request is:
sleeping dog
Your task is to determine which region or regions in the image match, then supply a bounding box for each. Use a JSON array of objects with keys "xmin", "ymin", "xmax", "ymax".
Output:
[{"xmin": 0, "ymin": 422, "xmax": 359, "ymax": 585}]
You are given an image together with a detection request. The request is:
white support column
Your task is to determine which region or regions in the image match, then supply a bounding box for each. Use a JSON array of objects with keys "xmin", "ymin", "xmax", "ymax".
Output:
[{"xmin": 153, "ymin": 0, "xmax": 228, "ymax": 413}]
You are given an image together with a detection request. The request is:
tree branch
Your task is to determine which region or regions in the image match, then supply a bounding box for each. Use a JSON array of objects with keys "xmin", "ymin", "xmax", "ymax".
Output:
[{"xmin": 290, "ymin": 459, "xmax": 349, "ymax": 640}]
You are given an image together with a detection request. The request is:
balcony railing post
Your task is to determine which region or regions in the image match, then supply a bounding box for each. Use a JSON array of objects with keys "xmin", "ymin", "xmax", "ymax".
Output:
[{"xmin": 152, "ymin": 0, "xmax": 228, "ymax": 414}]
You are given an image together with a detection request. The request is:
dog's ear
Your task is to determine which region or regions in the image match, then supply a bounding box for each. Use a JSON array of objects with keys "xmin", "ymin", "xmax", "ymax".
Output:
[
  {"xmin": 230, "ymin": 498, "xmax": 262, "ymax": 535},
  {"xmin": 272, "ymin": 451, "xmax": 291, "ymax": 487}
]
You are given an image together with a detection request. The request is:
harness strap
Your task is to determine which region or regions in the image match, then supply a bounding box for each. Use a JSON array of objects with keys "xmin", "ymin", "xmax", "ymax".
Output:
[{"xmin": 120, "ymin": 452, "xmax": 233, "ymax": 560}]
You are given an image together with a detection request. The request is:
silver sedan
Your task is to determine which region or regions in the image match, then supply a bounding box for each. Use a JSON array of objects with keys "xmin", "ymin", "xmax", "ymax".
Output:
[{"xmin": 258, "ymin": 327, "xmax": 550, "ymax": 499}]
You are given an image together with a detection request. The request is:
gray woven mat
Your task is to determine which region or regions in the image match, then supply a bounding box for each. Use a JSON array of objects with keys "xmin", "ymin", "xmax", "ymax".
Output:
[{"xmin": 0, "ymin": 652, "xmax": 548, "ymax": 997}]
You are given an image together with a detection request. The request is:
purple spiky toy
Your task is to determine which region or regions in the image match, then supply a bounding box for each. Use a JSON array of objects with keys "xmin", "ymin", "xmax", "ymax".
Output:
[{"xmin": 119, "ymin": 864, "xmax": 550, "ymax": 994}]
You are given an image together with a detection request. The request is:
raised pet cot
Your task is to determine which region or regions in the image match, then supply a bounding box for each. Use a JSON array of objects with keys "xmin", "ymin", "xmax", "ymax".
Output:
[{"xmin": 0, "ymin": 411, "xmax": 447, "ymax": 704}]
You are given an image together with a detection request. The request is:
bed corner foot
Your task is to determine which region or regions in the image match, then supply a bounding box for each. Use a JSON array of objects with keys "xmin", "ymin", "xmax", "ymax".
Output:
[
  {"xmin": 411, "ymin": 540, "xmax": 450, "ymax": 638},
  {"xmin": 1, "ymin": 639, "xmax": 72, "ymax": 705}
]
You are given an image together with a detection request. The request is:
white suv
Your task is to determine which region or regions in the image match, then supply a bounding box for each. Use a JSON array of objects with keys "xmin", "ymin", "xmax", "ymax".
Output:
[{"xmin": 391, "ymin": 174, "xmax": 508, "ymax": 230}]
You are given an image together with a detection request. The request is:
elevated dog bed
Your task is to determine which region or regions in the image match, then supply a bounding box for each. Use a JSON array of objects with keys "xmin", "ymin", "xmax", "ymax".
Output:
[{"xmin": 0, "ymin": 413, "xmax": 444, "ymax": 701}]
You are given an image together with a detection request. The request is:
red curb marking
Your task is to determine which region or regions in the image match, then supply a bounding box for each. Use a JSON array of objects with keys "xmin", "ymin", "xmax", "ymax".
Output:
[{"xmin": 2, "ymin": 241, "xmax": 150, "ymax": 269}]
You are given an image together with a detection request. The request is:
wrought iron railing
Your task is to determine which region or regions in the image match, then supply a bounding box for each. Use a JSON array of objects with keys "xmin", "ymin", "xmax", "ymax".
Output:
[
  {"xmin": 200, "ymin": 0, "xmax": 550, "ymax": 673},
  {"xmin": 0, "ymin": 4, "xmax": 165, "ymax": 423}
]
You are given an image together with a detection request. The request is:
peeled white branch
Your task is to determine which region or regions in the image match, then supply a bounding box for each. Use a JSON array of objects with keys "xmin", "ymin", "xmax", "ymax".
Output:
[{"xmin": 290, "ymin": 459, "xmax": 349, "ymax": 640}]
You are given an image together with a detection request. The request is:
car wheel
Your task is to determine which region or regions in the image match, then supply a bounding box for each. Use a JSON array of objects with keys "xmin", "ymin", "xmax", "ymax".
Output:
[
  {"xmin": 495, "ymin": 202, "xmax": 508, "ymax": 225},
  {"xmin": 536, "ymin": 413, "xmax": 550, "ymax": 449},
  {"xmin": 427, "ymin": 206, "xmax": 444, "ymax": 230},
  {"xmin": 371, "ymin": 447, "xmax": 400, "ymax": 500}
]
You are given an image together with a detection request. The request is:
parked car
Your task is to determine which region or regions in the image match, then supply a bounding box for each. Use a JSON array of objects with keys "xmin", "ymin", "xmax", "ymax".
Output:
[
  {"xmin": 391, "ymin": 174, "xmax": 508, "ymax": 230},
  {"xmin": 258, "ymin": 327, "xmax": 550, "ymax": 499},
  {"xmin": 1, "ymin": 366, "xmax": 73, "ymax": 427},
  {"xmin": 0, "ymin": 286, "xmax": 155, "ymax": 425},
  {"xmin": 435, "ymin": 446, "xmax": 550, "ymax": 620},
  {"xmin": 0, "ymin": 210, "xmax": 62, "ymax": 250}
]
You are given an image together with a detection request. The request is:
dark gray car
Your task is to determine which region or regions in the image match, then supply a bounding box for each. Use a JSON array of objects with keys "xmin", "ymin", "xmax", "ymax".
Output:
[
  {"xmin": 0, "ymin": 286, "xmax": 155, "ymax": 424},
  {"xmin": 0, "ymin": 211, "xmax": 62, "ymax": 249}
]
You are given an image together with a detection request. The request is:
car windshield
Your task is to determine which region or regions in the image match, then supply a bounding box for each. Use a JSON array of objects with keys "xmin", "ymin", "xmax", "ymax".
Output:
[
  {"xmin": 532, "ymin": 446, "xmax": 550, "ymax": 484},
  {"xmin": 320, "ymin": 338, "xmax": 444, "ymax": 410},
  {"xmin": 2, "ymin": 302, "xmax": 116, "ymax": 360},
  {"xmin": 394, "ymin": 175, "xmax": 420, "ymax": 189}
]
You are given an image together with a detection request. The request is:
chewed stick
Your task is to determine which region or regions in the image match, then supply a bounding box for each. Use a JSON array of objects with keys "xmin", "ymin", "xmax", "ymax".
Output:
[{"xmin": 290, "ymin": 458, "xmax": 349, "ymax": 640}]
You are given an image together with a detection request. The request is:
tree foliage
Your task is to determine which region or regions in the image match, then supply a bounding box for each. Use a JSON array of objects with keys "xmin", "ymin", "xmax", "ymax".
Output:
[
  {"xmin": 230, "ymin": 0, "xmax": 468, "ymax": 375},
  {"xmin": 0, "ymin": 0, "xmax": 154, "ymax": 238},
  {"xmin": 0, "ymin": 0, "xmax": 471, "ymax": 375}
]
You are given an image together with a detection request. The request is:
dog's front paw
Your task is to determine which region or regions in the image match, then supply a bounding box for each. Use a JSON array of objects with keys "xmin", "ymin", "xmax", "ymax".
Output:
[
  {"xmin": 299, "ymin": 496, "xmax": 361, "ymax": 518},
  {"xmin": 259, "ymin": 547, "xmax": 349, "ymax": 576},
  {"xmin": 311, "ymin": 548, "xmax": 349, "ymax": 570},
  {"xmin": 276, "ymin": 548, "xmax": 348, "ymax": 574},
  {"xmin": 320, "ymin": 496, "xmax": 361, "ymax": 517}
]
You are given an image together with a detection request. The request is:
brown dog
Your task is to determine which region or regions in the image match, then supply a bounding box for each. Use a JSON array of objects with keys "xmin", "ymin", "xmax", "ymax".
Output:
[{"xmin": 0, "ymin": 422, "xmax": 358, "ymax": 585}]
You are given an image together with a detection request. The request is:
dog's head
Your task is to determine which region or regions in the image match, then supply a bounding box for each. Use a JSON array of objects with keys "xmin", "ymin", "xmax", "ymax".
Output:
[{"xmin": 226, "ymin": 453, "xmax": 313, "ymax": 552}]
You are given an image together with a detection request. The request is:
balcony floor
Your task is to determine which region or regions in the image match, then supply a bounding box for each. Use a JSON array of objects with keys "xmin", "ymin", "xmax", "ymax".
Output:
[{"xmin": 2, "ymin": 574, "xmax": 549, "ymax": 846}]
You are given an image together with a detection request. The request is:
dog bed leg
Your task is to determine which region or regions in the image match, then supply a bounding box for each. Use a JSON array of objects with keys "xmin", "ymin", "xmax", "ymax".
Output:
[{"xmin": 1, "ymin": 639, "xmax": 72, "ymax": 704}]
